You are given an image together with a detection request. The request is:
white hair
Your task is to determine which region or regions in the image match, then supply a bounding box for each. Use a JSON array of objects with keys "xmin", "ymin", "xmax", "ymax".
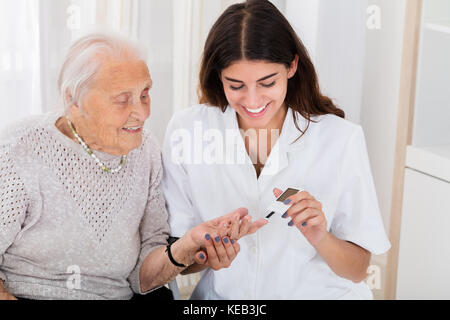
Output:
[{"xmin": 58, "ymin": 33, "xmax": 147, "ymax": 112}]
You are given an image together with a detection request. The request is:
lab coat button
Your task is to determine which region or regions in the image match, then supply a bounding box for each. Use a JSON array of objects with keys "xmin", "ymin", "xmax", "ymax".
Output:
[{"xmin": 251, "ymin": 247, "xmax": 258, "ymax": 255}]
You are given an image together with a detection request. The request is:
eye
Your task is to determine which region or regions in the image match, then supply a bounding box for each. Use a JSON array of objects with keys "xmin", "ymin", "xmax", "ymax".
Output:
[
  {"xmin": 114, "ymin": 94, "xmax": 130, "ymax": 105},
  {"xmin": 230, "ymin": 84, "xmax": 244, "ymax": 91},
  {"xmin": 141, "ymin": 89, "xmax": 149, "ymax": 99},
  {"xmin": 261, "ymin": 81, "xmax": 276, "ymax": 88},
  {"xmin": 116, "ymin": 98, "xmax": 128, "ymax": 105},
  {"xmin": 141, "ymin": 87, "xmax": 151, "ymax": 100}
]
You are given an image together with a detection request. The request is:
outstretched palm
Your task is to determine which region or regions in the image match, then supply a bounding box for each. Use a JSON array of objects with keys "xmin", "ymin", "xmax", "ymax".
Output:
[{"xmin": 187, "ymin": 207, "xmax": 267, "ymax": 247}]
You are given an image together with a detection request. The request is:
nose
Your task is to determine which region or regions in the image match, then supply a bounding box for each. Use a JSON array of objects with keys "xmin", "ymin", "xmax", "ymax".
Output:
[
  {"xmin": 130, "ymin": 97, "xmax": 151, "ymax": 122},
  {"xmin": 243, "ymin": 87, "xmax": 262, "ymax": 109}
]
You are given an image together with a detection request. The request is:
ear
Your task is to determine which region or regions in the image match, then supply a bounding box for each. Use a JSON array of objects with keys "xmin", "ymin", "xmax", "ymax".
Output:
[
  {"xmin": 287, "ymin": 55, "xmax": 299, "ymax": 79},
  {"xmin": 64, "ymin": 89, "xmax": 75, "ymax": 108},
  {"xmin": 67, "ymin": 100, "xmax": 82, "ymax": 120},
  {"xmin": 68, "ymin": 104, "xmax": 78, "ymax": 116}
]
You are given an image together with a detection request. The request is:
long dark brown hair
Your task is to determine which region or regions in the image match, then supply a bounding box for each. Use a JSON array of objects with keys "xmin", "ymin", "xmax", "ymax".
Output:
[{"xmin": 198, "ymin": 0, "xmax": 345, "ymax": 140}]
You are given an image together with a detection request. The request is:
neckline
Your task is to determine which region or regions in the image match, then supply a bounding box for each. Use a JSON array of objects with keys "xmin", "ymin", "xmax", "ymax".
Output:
[{"xmin": 45, "ymin": 112, "xmax": 125, "ymax": 162}]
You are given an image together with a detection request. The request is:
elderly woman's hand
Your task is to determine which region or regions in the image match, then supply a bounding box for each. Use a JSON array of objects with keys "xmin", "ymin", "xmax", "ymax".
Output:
[
  {"xmin": 0, "ymin": 281, "xmax": 17, "ymax": 300},
  {"xmin": 187, "ymin": 207, "xmax": 267, "ymax": 247},
  {"xmin": 186, "ymin": 207, "xmax": 267, "ymax": 271}
]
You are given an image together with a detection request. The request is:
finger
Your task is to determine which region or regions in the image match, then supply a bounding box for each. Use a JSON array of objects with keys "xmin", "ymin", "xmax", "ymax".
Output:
[
  {"xmin": 273, "ymin": 188, "xmax": 283, "ymax": 198},
  {"xmin": 284, "ymin": 199, "xmax": 323, "ymax": 219},
  {"xmin": 231, "ymin": 239, "xmax": 240, "ymax": 254},
  {"xmin": 247, "ymin": 218, "xmax": 269, "ymax": 235},
  {"xmin": 238, "ymin": 215, "xmax": 252, "ymax": 239},
  {"xmin": 212, "ymin": 234, "xmax": 229, "ymax": 265},
  {"xmin": 289, "ymin": 208, "xmax": 321, "ymax": 228},
  {"xmin": 210, "ymin": 207, "xmax": 249, "ymax": 227},
  {"xmin": 222, "ymin": 236, "xmax": 237, "ymax": 260},
  {"xmin": 230, "ymin": 213, "xmax": 240, "ymax": 240},
  {"xmin": 194, "ymin": 250, "xmax": 207, "ymax": 265},
  {"xmin": 302, "ymin": 215, "xmax": 325, "ymax": 228},
  {"xmin": 284, "ymin": 190, "xmax": 315, "ymax": 206},
  {"xmin": 204, "ymin": 234, "xmax": 220, "ymax": 268}
]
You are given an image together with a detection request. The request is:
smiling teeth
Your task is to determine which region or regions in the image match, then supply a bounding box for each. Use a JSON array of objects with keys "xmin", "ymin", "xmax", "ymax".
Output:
[
  {"xmin": 245, "ymin": 104, "xmax": 267, "ymax": 114},
  {"xmin": 124, "ymin": 126, "xmax": 141, "ymax": 130}
]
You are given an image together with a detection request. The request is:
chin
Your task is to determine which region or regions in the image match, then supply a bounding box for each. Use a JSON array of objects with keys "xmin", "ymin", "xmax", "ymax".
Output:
[
  {"xmin": 120, "ymin": 138, "xmax": 143, "ymax": 154},
  {"xmin": 240, "ymin": 112, "xmax": 276, "ymax": 129}
]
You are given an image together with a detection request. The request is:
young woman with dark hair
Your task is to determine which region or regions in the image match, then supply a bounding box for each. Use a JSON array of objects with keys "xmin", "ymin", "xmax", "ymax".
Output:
[{"xmin": 162, "ymin": 0, "xmax": 390, "ymax": 299}]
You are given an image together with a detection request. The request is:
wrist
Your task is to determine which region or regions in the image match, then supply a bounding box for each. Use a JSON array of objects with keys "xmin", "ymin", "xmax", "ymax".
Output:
[
  {"xmin": 170, "ymin": 233, "xmax": 199, "ymax": 267},
  {"xmin": 312, "ymin": 231, "xmax": 333, "ymax": 252}
]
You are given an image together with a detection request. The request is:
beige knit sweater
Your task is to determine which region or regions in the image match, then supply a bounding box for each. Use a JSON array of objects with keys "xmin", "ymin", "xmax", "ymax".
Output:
[{"xmin": 0, "ymin": 112, "xmax": 170, "ymax": 299}]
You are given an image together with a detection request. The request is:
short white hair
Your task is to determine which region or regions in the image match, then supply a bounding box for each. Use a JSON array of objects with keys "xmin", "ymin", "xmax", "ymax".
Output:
[{"xmin": 58, "ymin": 32, "xmax": 146, "ymax": 111}]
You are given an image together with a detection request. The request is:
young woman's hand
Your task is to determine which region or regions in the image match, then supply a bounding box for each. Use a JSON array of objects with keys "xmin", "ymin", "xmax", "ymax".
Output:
[
  {"xmin": 192, "ymin": 235, "xmax": 241, "ymax": 271},
  {"xmin": 273, "ymin": 188, "xmax": 328, "ymax": 248}
]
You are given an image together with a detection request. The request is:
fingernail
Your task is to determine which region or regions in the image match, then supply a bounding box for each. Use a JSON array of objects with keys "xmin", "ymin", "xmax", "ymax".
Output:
[
  {"xmin": 288, "ymin": 221, "xmax": 294, "ymax": 227},
  {"xmin": 282, "ymin": 212, "xmax": 288, "ymax": 218},
  {"xmin": 199, "ymin": 253, "xmax": 205, "ymax": 259},
  {"xmin": 205, "ymin": 234, "xmax": 211, "ymax": 240},
  {"xmin": 215, "ymin": 236, "xmax": 220, "ymax": 242},
  {"xmin": 302, "ymin": 222, "xmax": 307, "ymax": 227},
  {"xmin": 231, "ymin": 239, "xmax": 235, "ymax": 244},
  {"xmin": 223, "ymin": 237, "xmax": 229, "ymax": 243},
  {"xmin": 284, "ymin": 199, "xmax": 291, "ymax": 205}
]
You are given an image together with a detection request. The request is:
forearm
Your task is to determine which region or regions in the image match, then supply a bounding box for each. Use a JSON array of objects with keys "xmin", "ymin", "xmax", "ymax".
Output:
[
  {"xmin": 314, "ymin": 232, "xmax": 371, "ymax": 283},
  {"xmin": 181, "ymin": 263, "xmax": 208, "ymax": 275},
  {"xmin": 0, "ymin": 279, "xmax": 5, "ymax": 293},
  {"xmin": 139, "ymin": 234, "xmax": 198, "ymax": 293}
]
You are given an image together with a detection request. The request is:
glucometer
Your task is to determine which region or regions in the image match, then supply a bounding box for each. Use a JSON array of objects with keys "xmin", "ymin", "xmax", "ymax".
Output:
[{"xmin": 265, "ymin": 188, "xmax": 301, "ymax": 219}]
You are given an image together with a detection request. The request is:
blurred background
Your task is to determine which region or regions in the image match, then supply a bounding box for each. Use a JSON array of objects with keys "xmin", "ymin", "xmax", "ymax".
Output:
[{"xmin": 0, "ymin": 0, "xmax": 448, "ymax": 300}]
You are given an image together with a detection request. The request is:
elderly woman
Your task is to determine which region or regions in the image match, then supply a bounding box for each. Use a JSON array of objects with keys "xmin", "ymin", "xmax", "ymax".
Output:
[{"xmin": 0, "ymin": 33, "xmax": 267, "ymax": 300}]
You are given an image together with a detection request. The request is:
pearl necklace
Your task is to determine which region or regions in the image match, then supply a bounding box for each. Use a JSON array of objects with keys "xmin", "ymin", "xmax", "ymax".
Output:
[{"xmin": 67, "ymin": 118, "xmax": 126, "ymax": 174}]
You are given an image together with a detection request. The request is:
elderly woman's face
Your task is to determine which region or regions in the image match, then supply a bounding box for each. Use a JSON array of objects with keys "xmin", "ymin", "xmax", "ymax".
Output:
[{"xmin": 70, "ymin": 57, "xmax": 152, "ymax": 155}]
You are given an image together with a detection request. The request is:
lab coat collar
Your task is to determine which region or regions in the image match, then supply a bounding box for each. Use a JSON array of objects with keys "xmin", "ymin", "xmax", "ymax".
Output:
[{"xmin": 223, "ymin": 106, "xmax": 310, "ymax": 176}]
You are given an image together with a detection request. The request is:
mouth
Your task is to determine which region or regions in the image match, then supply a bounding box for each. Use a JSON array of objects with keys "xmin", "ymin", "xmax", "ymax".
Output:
[
  {"xmin": 122, "ymin": 125, "xmax": 143, "ymax": 134},
  {"xmin": 242, "ymin": 102, "xmax": 270, "ymax": 118}
]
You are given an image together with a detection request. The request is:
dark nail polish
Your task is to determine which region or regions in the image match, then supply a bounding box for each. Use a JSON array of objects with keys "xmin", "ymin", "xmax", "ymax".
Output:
[
  {"xmin": 302, "ymin": 222, "xmax": 307, "ymax": 227},
  {"xmin": 288, "ymin": 221, "xmax": 294, "ymax": 227},
  {"xmin": 284, "ymin": 199, "xmax": 291, "ymax": 205},
  {"xmin": 223, "ymin": 237, "xmax": 228, "ymax": 243},
  {"xmin": 282, "ymin": 212, "xmax": 288, "ymax": 218},
  {"xmin": 215, "ymin": 236, "xmax": 220, "ymax": 242},
  {"xmin": 205, "ymin": 234, "xmax": 211, "ymax": 240},
  {"xmin": 231, "ymin": 239, "xmax": 235, "ymax": 244},
  {"xmin": 199, "ymin": 253, "xmax": 205, "ymax": 259}
]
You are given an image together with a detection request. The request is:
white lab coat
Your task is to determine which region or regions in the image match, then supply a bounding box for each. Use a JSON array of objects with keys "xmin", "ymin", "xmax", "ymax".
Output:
[{"xmin": 162, "ymin": 104, "xmax": 391, "ymax": 300}]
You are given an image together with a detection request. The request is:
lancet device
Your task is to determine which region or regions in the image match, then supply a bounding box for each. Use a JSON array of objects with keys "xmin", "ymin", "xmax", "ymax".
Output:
[{"xmin": 265, "ymin": 188, "xmax": 300, "ymax": 219}]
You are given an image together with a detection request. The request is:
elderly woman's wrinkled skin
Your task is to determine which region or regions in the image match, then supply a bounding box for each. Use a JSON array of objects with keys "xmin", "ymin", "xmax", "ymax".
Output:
[{"xmin": 57, "ymin": 54, "xmax": 152, "ymax": 156}]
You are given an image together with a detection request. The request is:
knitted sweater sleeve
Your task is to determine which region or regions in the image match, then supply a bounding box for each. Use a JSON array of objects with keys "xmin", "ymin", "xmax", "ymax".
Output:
[
  {"xmin": 0, "ymin": 144, "xmax": 30, "ymax": 282},
  {"xmin": 128, "ymin": 136, "xmax": 171, "ymax": 294}
]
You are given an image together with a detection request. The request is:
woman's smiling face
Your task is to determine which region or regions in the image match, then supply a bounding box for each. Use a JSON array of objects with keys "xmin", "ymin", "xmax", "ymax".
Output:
[
  {"xmin": 220, "ymin": 58, "xmax": 298, "ymax": 130},
  {"xmin": 68, "ymin": 57, "xmax": 152, "ymax": 155}
]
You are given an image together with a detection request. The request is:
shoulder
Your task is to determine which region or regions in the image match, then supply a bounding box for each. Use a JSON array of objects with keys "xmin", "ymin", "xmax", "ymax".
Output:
[
  {"xmin": 0, "ymin": 113, "xmax": 58, "ymax": 154},
  {"xmin": 306, "ymin": 113, "xmax": 363, "ymax": 145},
  {"xmin": 311, "ymin": 113, "xmax": 360, "ymax": 137},
  {"xmin": 167, "ymin": 104, "xmax": 224, "ymax": 130}
]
